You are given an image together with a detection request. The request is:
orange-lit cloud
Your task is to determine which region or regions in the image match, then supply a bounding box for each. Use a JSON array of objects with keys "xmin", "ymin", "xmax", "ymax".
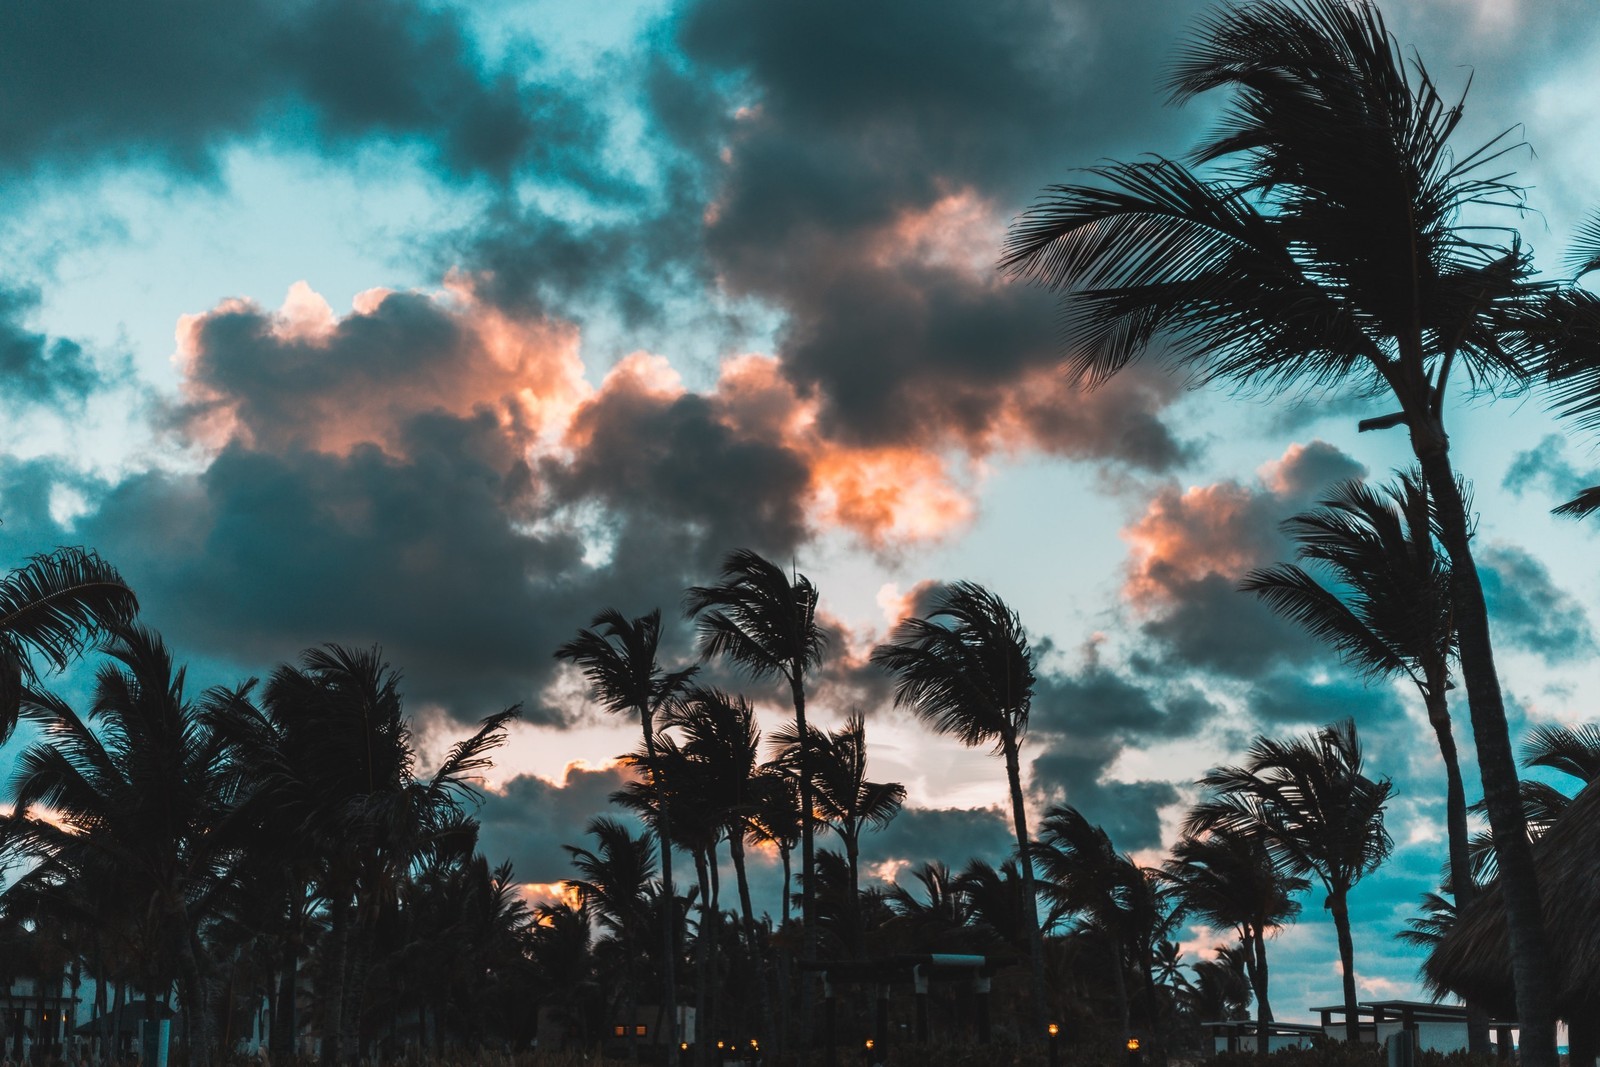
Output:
[{"xmin": 175, "ymin": 279, "xmax": 589, "ymax": 459}]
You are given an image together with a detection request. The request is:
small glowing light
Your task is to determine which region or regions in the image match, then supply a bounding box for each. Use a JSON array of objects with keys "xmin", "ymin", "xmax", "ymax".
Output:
[
  {"xmin": 1127, "ymin": 1038, "xmax": 1142, "ymax": 1052},
  {"xmin": 865, "ymin": 1038, "xmax": 875, "ymax": 1050},
  {"xmin": 750, "ymin": 1038, "xmax": 760, "ymax": 1049},
  {"xmin": 613, "ymin": 1025, "xmax": 626, "ymax": 1037},
  {"xmin": 680, "ymin": 1043, "xmax": 689, "ymax": 1051},
  {"xmin": 717, "ymin": 1040, "xmax": 725, "ymax": 1049},
  {"xmin": 1049, "ymin": 1023, "xmax": 1061, "ymax": 1037}
]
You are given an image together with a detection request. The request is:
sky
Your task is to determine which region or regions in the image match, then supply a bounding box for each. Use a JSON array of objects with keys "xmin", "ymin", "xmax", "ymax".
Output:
[{"xmin": 2, "ymin": 0, "xmax": 1600, "ymax": 1023}]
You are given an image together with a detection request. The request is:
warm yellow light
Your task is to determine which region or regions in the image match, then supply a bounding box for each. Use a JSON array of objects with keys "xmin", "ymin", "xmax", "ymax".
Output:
[
  {"xmin": 680, "ymin": 1043, "xmax": 689, "ymax": 1051},
  {"xmin": 717, "ymin": 1041, "xmax": 725, "ymax": 1049},
  {"xmin": 613, "ymin": 1025, "xmax": 626, "ymax": 1038},
  {"xmin": 1049, "ymin": 1023, "xmax": 1061, "ymax": 1037},
  {"xmin": 750, "ymin": 1039, "xmax": 760, "ymax": 1049},
  {"xmin": 1127, "ymin": 1038, "xmax": 1142, "ymax": 1052},
  {"xmin": 865, "ymin": 1038, "xmax": 875, "ymax": 1050}
]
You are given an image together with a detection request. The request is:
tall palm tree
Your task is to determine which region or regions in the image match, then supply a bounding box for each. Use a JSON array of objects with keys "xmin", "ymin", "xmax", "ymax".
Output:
[
  {"xmin": 683, "ymin": 548, "xmax": 829, "ymax": 1027},
  {"xmin": 261, "ymin": 645, "xmax": 515, "ymax": 1064},
  {"xmin": 1031, "ymin": 805, "xmax": 1153, "ymax": 1037},
  {"xmin": 1001, "ymin": 3, "xmax": 1584, "ymax": 1055},
  {"xmin": 1187, "ymin": 720, "xmax": 1392, "ymax": 1042},
  {"xmin": 870, "ymin": 581, "xmax": 1049, "ymax": 1040},
  {"xmin": 565, "ymin": 815, "xmax": 659, "ymax": 1043},
  {"xmin": 0, "ymin": 547, "xmax": 138, "ymax": 742},
  {"xmin": 1240, "ymin": 472, "xmax": 1490, "ymax": 1049},
  {"xmin": 556, "ymin": 608, "xmax": 695, "ymax": 1063},
  {"xmin": 1165, "ymin": 828, "xmax": 1306, "ymax": 1048},
  {"xmin": 775, "ymin": 711, "xmax": 906, "ymax": 921},
  {"xmin": 4, "ymin": 625, "xmax": 233, "ymax": 1067}
]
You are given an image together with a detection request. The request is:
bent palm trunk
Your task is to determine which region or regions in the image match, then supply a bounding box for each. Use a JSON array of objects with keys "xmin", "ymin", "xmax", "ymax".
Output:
[{"xmin": 1412, "ymin": 428, "xmax": 1557, "ymax": 1066}]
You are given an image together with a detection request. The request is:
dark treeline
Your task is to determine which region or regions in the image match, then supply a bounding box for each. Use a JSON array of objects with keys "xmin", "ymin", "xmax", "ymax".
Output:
[{"xmin": 0, "ymin": 544, "xmax": 1403, "ymax": 1067}]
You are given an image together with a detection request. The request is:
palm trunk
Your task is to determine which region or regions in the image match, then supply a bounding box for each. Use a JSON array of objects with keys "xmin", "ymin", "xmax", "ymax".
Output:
[
  {"xmin": 844, "ymin": 829, "xmax": 862, "ymax": 957},
  {"xmin": 643, "ymin": 717, "xmax": 681, "ymax": 1067},
  {"xmin": 728, "ymin": 830, "xmax": 776, "ymax": 1046},
  {"xmin": 1421, "ymin": 685, "xmax": 1492, "ymax": 1054},
  {"xmin": 1412, "ymin": 431, "xmax": 1558, "ymax": 1067},
  {"xmin": 1328, "ymin": 888, "xmax": 1358, "ymax": 1043},
  {"xmin": 272, "ymin": 929, "xmax": 299, "ymax": 1061},
  {"xmin": 1108, "ymin": 936, "xmax": 1130, "ymax": 1037},
  {"xmin": 789, "ymin": 674, "xmax": 817, "ymax": 1047},
  {"xmin": 320, "ymin": 896, "xmax": 350, "ymax": 1067},
  {"xmin": 692, "ymin": 850, "xmax": 713, "ymax": 1067},
  {"xmin": 1249, "ymin": 928, "xmax": 1272, "ymax": 1050},
  {"xmin": 1001, "ymin": 730, "xmax": 1049, "ymax": 1042}
]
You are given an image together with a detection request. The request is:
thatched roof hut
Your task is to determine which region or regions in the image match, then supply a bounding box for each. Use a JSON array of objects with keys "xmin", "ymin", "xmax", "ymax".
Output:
[{"xmin": 1424, "ymin": 780, "xmax": 1600, "ymax": 1050}]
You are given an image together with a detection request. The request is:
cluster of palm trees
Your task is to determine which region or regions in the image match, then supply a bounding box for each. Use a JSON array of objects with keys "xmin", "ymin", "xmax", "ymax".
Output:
[
  {"xmin": 0, "ymin": 561, "xmax": 533, "ymax": 1067},
  {"xmin": 536, "ymin": 549, "xmax": 1405, "ymax": 1064}
]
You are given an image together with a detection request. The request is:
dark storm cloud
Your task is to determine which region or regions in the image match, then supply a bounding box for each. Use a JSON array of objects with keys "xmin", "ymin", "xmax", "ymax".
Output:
[
  {"xmin": 1027, "ymin": 663, "xmax": 1214, "ymax": 850},
  {"xmin": 1479, "ymin": 543, "xmax": 1597, "ymax": 666},
  {"xmin": 0, "ymin": 288, "xmax": 114, "ymax": 408},
  {"xmin": 0, "ymin": 0, "xmax": 600, "ymax": 183},
  {"xmin": 541, "ymin": 381, "xmax": 812, "ymax": 564},
  {"xmin": 673, "ymin": 0, "xmax": 1209, "ymax": 458},
  {"xmin": 474, "ymin": 764, "xmax": 643, "ymax": 885},
  {"xmin": 72, "ymin": 420, "xmax": 582, "ymax": 719},
  {"xmin": 865, "ymin": 805, "xmax": 1016, "ymax": 871}
]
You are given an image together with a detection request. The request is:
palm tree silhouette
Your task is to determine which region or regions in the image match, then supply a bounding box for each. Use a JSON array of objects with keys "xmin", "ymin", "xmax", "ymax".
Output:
[
  {"xmin": 1241, "ymin": 471, "xmax": 1491, "ymax": 1048},
  {"xmin": 262, "ymin": 644, "xmax": 515, "ymax": 1064},
  {"xmin": 871, "ymin": 581, "xmax": 1049, "ymax": 1039},
  {"xmin": 6, "ymin": 625, "xmax": 229, "ymax": 1066},
  {"xmin": 566, "ymin": 815, "xmax": 659, "ymax": 1043},
  {"xmin": 1165, "ymin": 828, "xmax": 1306, "ymax": 1048},
  {"xmin": 1001, "ymin": 3, "xmax": 1585, "ymax": 1053},
  {"xmin": 0, "ymin": 547, "xmax": 137, "ymax": 742},
  {"xmin": 1188, "ymin": 720, "xmax": 1391, "ymax": 1042},
  {"xmin": 556, "ymin": 608, "xmax": 696, "ymax": 1062},
  {"xmin": 775, "ymin": 710, "xmax": 906, "ymax": 932},
  {"xmin": 667, "ymin": 685, "xmax": 778, "ymax": 1045},
  {"xmin": 684, "ymin": 548, "xmax": 828, "ymax": 1034},
  {"xmin": 1031, "ymin": 805, "xmax": 1153, "ymax": 1038}
]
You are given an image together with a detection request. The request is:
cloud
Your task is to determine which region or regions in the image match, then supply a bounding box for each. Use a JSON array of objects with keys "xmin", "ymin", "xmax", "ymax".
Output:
[
  {"xmin": 474, "ymin": 762, "xmax": 643, "ymax": 885},
  {"xmin": 1027, "ymin": 660, "xmax": 1215, "ymax": 851},
  {"xmin": 1121, "ymin": 441, "xmax": 1367, "ymax": 677},
  {"xmin": 0, "ymin": 0, "xmax": 601, "ymax": 183},
  {"xmin": 1479, "ymin": 542, "xmax": 1597, "ymax": 665},
  {"xmin": 0, "ymin": 288, "xmax": 116, "ymax": 410},
  {"xmin": 864, "ymin": 805, "xmax": 1016, "ymax": 872},
  {"xmin": 1502, "ymin": 434, "xmax": 1591, "ymax": 509}
]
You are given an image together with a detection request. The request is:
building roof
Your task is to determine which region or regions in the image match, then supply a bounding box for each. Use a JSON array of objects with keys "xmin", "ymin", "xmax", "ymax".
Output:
[{"xmin": 1424, "ymin": 780, "xmax": 1600, "ymax": 1019}]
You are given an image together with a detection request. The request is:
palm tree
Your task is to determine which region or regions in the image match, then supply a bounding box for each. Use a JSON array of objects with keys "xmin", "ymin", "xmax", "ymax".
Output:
[
  {"xmin": 1187, "ymin": 720, "xmax": 1392, "ymax": 1042},
  {"xmin": 261, "ymin": 645, "xmax": 516, "ymax": 1064},
  {"xmin": 1165, "ymin": 828, "xmax": 1306, "ymax": 1048},
  {"xmin": 0, "ymin": 547, "xmax": 138, "ymax": 742},
  {"xmin": 1031, "ymin": 805, "xmax": 1151, "ymax": 1037},
  {"xmin": 1240, "ymin": 472, "xmax": 1490, "ymax": 1049},
  {"xmin": 683, "ymin": 548, "xmax": 828, "ymax": 1037},
  {"xmin": 1001, "ymin": 3, "xmax": 1582, "ymax": 1055},
  {"xmin": 565, "ymin": 815, "xmax": 659, "ymax": 1047},
  {"xmin": 775, "ymin": 711, "xmax": 906, "ymax": 925},
  {"xmin": 556, "ymin": 608, "xmax": 696, "ymax": 1063},
  {"xmin": 747, "ymin": 763, "xmax": 803, "ymax": 928},
  {"xmin": 4, "ymin": 625, "xmax": 232, "ymax": 1067},
  {"xmin": 870, "ymin": 581, "xmax": 1049, "ymax": 1040}
]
